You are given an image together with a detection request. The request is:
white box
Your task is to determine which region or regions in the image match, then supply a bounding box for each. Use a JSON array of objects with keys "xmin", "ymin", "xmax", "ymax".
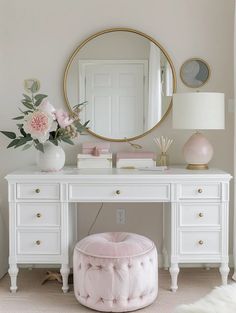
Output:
[
  {"xmin": 116, "ymin": 158, "xmax": 155, "ymax": 169},
  {"xmin": 77, "ymin": 154, "xmax": 112, "ymax": 169}
]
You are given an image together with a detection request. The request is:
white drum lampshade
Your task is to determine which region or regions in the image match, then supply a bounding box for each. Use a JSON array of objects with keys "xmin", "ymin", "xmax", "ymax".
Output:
[{"xmin": 172, "ymin": 92, "xmax": 225, "ymax": 169}]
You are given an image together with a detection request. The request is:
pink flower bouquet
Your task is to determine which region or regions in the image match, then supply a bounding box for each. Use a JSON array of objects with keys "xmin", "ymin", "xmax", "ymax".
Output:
[{"xmin": 1, "ymin": 87, "xmax": 89, "ymax": 152}]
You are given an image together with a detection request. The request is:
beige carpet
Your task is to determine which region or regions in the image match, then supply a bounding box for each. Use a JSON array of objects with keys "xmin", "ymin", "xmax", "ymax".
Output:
[{"xmin": 0, "ymin": 268, "xmax": 233, "ymax": 313}]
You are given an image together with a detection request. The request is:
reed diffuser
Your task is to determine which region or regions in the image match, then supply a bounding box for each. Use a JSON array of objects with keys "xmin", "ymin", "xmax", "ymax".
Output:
[{"xmin": 153, "ymin": 136, "xmax": 173, "ymax": 166}]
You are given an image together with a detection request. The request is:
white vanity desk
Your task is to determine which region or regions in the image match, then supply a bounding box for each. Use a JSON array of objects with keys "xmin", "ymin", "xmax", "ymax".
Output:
[{"xmin": 6, "ymin": 166, "xmax": 232, "ymax": 293}]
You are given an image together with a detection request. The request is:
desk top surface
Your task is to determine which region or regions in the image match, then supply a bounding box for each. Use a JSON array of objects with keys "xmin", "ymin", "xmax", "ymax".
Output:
[{"xmin": 5, "ymin": 166, "xmax": 232, "ymax": 180}]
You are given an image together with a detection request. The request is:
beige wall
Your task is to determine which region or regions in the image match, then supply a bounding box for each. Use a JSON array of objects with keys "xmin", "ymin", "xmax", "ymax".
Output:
[{"xmin": 0, "ymin": 0, "xmax": 234, "ymax": 275}]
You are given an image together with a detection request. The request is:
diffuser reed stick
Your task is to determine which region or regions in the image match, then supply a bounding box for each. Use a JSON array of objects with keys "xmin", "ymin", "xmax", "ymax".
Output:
[{"xmin": 153, "ymin": 136, "xmax": 173, "ymax": 166}]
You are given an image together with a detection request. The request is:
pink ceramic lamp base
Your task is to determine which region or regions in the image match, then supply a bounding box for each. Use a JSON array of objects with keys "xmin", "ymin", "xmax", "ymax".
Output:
[{"xmin": 183, "ymin": 132, "xmax": 213, "ymax": 170}]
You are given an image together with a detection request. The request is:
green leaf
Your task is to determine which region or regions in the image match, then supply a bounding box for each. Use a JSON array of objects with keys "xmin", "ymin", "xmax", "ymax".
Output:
[
  {"xmin": 75, "ymin": 120, "xmax": 90, "ymax": 133},
  {"xmin": 14, "ymin": 139, "xmax": 27, "ymax": 148},
  {"xmin": 21, "ymin": 100, "xmax": 34, "ymax": 110},
  {"xmin": 12, "ymin": 116, "xmax": 24, "ymax": 120},
  {"xmin": 35, "ymin": 142, "xmax": 44, "ymax": 153},
  {"xmin": 0, "ymin": 131, "xmax": 16, "ymax": 139},
  {"xmin": 20, "ymin": 127, "xmax": 27, "ymax": 137},
  {"xmin": 23, "ymin": 94, "xmax": 32, "ymax": 101},
  {"xmin": 73, "ymin": 101, "xmax": 88, "ymax": 109},
  {"xmin": 18, "ymin": 108, "xmax": 33, "ymax": 115},
  {"xmin": 34, "ymin": 98, "xmax": 44, "ymax": 107},
  {"xmin": 49, "ymin": 139, "xmax": 59, "ymax": 146},
  {"xmin": 7, "ymin": 139, "xmax": 20, "ymax": 148},
  {"xmin": 61, "ymin": 137, "xmax": 74, "ymax": 145},
  {"xmin": 34, "ymin": 94, "xmax": 47, "ymax": 101},
  {"xmin": 22, "ymin": 143, "xmax": 32, "ymax": 151},
  {"xmin": 30, "ymin": 81, "xmax": 40, "ymax": 93},
  {"xmin": 16, "ymin": 124, "xmax": 23, "ymax": 129},
  {"xmin": 21, "ymin": 99, "xmax": 32, "ymax": 105},
  {"xmin": 14, "ymin": 136, "xmax": 32, "ymax": 148},
  {"xmin": 83, "ymin": 120, "xmax": 90, "ymax": 127}
]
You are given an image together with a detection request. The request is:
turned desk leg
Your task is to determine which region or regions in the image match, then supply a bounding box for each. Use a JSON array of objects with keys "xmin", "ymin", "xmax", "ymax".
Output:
[
  {"xmin": 9, "ymin": 264, "xmax": 19, "ymax": 293},
  {"xmin": 170, "ymin": 263, "xmax": 179, "ymax": 292},
  {"xmin": 60, "ymin": 264, "xmax": 70, "ymax": 293},
  {"xmin": 220, "ymin": 262, "xmax": 229, "ymax": 286}
]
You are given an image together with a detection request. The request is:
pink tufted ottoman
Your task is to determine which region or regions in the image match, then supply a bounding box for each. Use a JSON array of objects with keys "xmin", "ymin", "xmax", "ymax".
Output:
[{"xmin": 73, "ymin": 232, "xmax": 158, "ymax": 312}]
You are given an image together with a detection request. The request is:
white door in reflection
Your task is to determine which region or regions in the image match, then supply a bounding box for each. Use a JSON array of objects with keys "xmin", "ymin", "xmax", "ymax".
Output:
[{"xmin": 79, "ymin": 60, "xmax": 148, "ymax": 139}]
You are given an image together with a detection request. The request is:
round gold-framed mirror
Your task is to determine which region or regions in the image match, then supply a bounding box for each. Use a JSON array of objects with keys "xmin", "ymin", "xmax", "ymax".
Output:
[{"xmin": 63, "ymin": 28, "xmax": 176, "ymax": 142}]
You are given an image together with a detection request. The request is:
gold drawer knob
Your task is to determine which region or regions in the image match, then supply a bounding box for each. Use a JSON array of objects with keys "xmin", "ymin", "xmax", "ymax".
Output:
[
  {"xmin": 35, "ymin": 188, "xmax": 40, "ymax": 194},
  {"xmin": 36, "ymin": 213, "xmax": 42, "ymax": 218},
  {"xmin": 199, "ymin": 212, "xmax": 204, "ymax": 218},
  {"xmin": 116, "ymin": 190, "xmax": 121, "ymax": 195},
  {"xmin": 36, "ymin": 240, "xmax": 41, "ymax": 246},
  {"xmin": 198, "ymin": 240, "xmax": 204, "ymax": 245},
  {"xmin": 198, "ymin": 188, "xmax": 203, "ymax": 194}
]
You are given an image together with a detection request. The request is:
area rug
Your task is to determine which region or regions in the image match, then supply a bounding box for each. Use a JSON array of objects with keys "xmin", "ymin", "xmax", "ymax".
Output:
[{"xmin": 174, "ymin": 283, "xmax": 236, "ymax": 313}]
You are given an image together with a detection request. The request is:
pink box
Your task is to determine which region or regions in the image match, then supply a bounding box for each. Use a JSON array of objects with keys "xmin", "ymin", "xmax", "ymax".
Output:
[
  {"xmin": 82, "ymin": 142, "xmax": 110, "ymax": 154},
  {"xmin": 116, "ymin": 151, "xmax": 155, "ymax": 160}
]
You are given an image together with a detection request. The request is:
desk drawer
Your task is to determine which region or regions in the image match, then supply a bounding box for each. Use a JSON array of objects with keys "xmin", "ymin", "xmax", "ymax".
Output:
[
  {"xmin": 179, "ymin": 203, "xmax": 221, "ymax": 227},
  {"xmin": 17, "ymin": 203, "xmax": 61, "ymax": 227},
  {"xmin": 69, "ymin": 183, "xmax": 170, "ymax": 201},
  {"xmin": 16, "ymin": 183, "xmax": 60, "ymax": 200},
  {"xmin": 179, "ymin": 183, "xmax": 220, "ymax": 200},
  {"xmin": 17, "ymin": 230, "xmax": 60, "ymax": 255},
  {"xmin": 179, "ymin": 231, "xmax": 221, "ymax": 255}
]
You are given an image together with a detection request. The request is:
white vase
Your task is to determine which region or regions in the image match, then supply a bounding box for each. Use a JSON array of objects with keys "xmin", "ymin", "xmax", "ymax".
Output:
[{"xmin": 36, "ymin": 142, "xmax": 65, "ymax": 172}]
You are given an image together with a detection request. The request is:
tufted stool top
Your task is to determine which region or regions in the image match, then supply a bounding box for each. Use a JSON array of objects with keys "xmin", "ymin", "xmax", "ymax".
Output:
[{"xmin": 75, "ymin": 232, "xmax": 154, "ymax": 258}]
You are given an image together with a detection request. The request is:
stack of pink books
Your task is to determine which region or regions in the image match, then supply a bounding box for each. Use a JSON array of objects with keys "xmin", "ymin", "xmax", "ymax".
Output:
[{"xmin": 116, "ymin": 152, "xmax": 155, "ymax": 169}]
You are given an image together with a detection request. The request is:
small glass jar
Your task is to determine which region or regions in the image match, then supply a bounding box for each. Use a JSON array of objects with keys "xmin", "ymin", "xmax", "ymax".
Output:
[{"xmin": 157, "ymin": 152, "xmax": 169, "ymax": 166}]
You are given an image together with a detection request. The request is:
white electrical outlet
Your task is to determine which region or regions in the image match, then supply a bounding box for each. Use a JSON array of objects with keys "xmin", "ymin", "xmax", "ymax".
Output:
[{"xmin": 116, "ymin": 208, "xmax": 125, "ymax": 224}]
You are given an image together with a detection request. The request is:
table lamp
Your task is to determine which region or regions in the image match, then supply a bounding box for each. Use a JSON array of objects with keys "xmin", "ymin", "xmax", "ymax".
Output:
[{"xmin": 172, "ymin": 92, "xmax": 225, "ymax": 170}]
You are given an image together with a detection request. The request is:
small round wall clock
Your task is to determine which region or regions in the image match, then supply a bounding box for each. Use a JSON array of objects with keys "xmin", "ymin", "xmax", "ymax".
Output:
[{"xmin": 180, "ymin": 58, "xmax": 210, "ymax": 88}]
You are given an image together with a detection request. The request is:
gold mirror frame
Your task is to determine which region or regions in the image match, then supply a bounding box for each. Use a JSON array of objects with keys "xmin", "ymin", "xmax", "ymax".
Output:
[{"xmin": 63, "ymin": 28, "xmax": 176, "ymax": 142}]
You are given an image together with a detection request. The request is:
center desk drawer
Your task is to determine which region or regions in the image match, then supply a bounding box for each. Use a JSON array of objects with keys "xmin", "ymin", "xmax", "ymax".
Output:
[
  {"xmin": 179, "ymin": 183, "xmax": 221, "ymax": 200},
  {"xmin": 16, "ymin": 183, "xmax": 60, "ymax": 200},
  {"xmin": 69, "ymin": 183, "xmax": 170, "ymax": 201}
]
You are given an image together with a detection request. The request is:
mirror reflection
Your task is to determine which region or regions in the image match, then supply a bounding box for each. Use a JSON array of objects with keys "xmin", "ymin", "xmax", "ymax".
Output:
[{"xmin": 64, "ymin": 29, "xmax": 176, "ymax": 141}]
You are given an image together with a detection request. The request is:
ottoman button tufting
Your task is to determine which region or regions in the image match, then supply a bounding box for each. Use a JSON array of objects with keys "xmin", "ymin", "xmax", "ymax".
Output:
[{"xmin": 73, "ymin": 232, "xmax": 158, "ymax": 312}]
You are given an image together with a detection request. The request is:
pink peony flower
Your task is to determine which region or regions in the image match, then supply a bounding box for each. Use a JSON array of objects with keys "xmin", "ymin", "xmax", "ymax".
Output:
[
  {"xmin": 38, "ymin": 98, "xmax": 56, "ymax": 119},
  {"xmin": 24, "ymin": 111, "xmax": 53, "ymax": 143},
  {"xmin": 55, "ymin": 109, "xmax": 74, "ymax": 128}
]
